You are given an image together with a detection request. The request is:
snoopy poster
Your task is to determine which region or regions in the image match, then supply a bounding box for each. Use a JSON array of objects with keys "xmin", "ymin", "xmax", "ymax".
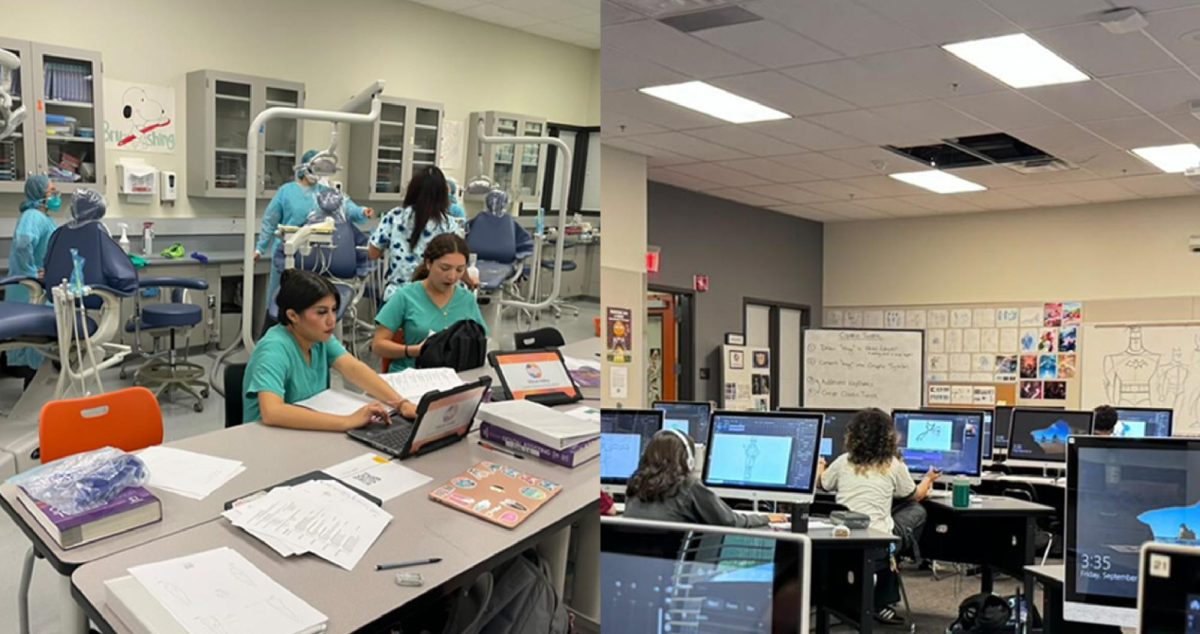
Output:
[{"xmin": 102, "ymin": 79, "xmax": 175, "ymax": 153}]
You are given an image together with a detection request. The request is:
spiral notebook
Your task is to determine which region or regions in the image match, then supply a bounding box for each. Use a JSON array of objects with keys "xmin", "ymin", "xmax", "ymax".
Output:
[{"xmin": 428, "ymin": 461, "xmax": 562, "ymax": 529}]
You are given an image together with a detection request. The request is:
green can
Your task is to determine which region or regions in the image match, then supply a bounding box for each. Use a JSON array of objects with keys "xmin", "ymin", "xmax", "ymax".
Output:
[{"xmin": 952, "ymin": 477, "xmax": 971, "ymax": 508}]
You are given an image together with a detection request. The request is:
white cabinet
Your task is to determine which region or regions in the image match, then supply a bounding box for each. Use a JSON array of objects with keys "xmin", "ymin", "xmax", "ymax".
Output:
[
  {"xmin": 467, "ymin": 111, "xmax": 548, "ymax": 205},
  {"xmin": 346, "ymin": 96, "xmax": 443, "ymax": 202}
]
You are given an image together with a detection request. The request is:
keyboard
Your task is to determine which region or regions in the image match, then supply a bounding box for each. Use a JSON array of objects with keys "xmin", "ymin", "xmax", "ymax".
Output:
[{"xmin": 356, "ymin": 423, "xmax": 414, "ymax": 453}]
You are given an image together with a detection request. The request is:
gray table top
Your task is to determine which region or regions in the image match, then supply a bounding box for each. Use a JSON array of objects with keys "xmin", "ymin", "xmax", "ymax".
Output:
[
  {"xmin": 925, "ymin": 494, "xmax": 1055, "ymax": 516},
  {"xmin": 1025, "ymin": 563, "xmax": 1064, "ymax": 583},
  {"xmin": 72, "ymin": 425, "xmax": 599, "ymax": 633}
]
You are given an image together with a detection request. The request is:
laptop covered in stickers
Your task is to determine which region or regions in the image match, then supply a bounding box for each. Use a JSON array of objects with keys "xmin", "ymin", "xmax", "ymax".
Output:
[{"xmin": 428, "ymin": 461, "xmax": 562, "ymax": 529}]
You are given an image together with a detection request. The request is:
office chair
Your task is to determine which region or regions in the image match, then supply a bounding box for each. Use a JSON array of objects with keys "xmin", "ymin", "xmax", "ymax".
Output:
[
  {"xmin": 513, "ymin": 327, "xmax": 565, "ymax": 350},
  {"xmin": 126, "ymin": 278, "xmax": 210, "ymax": 412},
  {"xmin": 223, "ymin": 362, "xmax": 247, "ymax": 428}
]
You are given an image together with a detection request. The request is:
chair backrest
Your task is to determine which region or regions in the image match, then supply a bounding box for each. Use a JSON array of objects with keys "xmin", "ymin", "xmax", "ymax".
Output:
[
  {"xmin": 39, "ymin": 387, "xmax": 164, "ymax": 463},
  {"xmin": 514, "ymin": 327, "xmax": 565, "ymax": 350},
  {"xmin": 274, "ymin": 220, "xmax": 368, "ymax": 282},
  {"xmin": 224, "ymin": 363, "xmax": 247, "ymax": 428},
  {"xmin": 43, "ymin": 222, "xmax": 138, "ymax": 310},
  {"xmin": 467, "ymin": 213, "xmax": 519, "ymax": 264},
  {"xmin": 380, "ymin": 328, "xmax": 405, "ymax": 373}
]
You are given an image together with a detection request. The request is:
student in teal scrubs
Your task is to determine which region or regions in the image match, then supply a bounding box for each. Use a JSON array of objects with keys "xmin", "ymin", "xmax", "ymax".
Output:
[
  {"xmin": 243, "ymin": 269, "xmax": 418, "ymax": 428},
  {"xmin": 372, "ymin": 233, "xmax": 487, "ymax": 372}
]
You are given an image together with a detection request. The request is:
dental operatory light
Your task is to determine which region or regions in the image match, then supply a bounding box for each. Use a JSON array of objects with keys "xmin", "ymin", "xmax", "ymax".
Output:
[
  {"xmin": 942, "ymin": 33, "xmax": 1089, "ymax": 89},
  {"xmin": 0, "ymin": 48, "xmax": 27, "ymax": 141},
  {"xmin": 465, "ymin": 118, "xmax": 495, "ymax": 195},
  {"xmin": 889, "ymin": 170, "xmax": 987, "ymax": 194},
  {"xmin": 638, "ymin": 81, "xmax": 789, "ymax": 124}
]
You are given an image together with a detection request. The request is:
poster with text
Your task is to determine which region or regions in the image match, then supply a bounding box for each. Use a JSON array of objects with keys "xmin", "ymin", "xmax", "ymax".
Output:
[
  {"xmin": 103, "ymin": 79, "xmax": 176, "ymax": 153},
  {"xmin": 606, "ymin": 307, "xmax": 632, "ymax": 363}
]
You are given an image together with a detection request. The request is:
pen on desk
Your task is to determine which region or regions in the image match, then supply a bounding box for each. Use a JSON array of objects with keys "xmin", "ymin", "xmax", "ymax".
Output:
[
  {"xmin": 376, "ymin": 558, "xmax": 442, "ymax": 571},
  {"xmin": 477, "ymin": 441, "xmax": 525, "ymax": 460}
]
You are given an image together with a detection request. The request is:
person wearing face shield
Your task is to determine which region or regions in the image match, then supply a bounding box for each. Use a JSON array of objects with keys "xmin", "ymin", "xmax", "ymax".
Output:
[
  {"xmin": 445, "ymin": 177, "xmax": 467, "ymax": 221},
  {"xmin": 255, "ymin": 149, "xmax": 375, "ymax": 310},
  {"xmin": 3, "ymin": 175, "xmax": 62, "ymax": 376}
]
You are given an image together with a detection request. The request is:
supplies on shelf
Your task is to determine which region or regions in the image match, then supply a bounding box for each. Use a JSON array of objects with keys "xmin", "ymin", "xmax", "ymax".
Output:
[
  {"xmin": 0, "ymin": 140, "xmax": 16, "ymax": 182},
  {"xmin": 43, "ymin": 61, "xmax": 93, "ymax": 103}
]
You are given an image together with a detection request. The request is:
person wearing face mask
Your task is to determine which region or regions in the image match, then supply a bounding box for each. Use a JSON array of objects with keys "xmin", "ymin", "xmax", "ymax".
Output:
[
  {"xmin": 242, "ymin": 269, "xmax": 417, "ymax": 428},
  {"xmin": 372, "ymin": 233, "xmax": 487, "ymax": 373},
  {"xmin": 255, "ymin": 149, "xmax": 375, "ymax": 311},
  {"xmin": 2, "ymin": 175, "xmax": 61, "ymax": 380},
  {"xmin": 445, "ymin": 176, "xmax": 467, "ymax": 221}
]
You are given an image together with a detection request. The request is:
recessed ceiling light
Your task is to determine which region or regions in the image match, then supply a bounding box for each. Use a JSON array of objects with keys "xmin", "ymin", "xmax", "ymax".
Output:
[
  {"xmin": 1131, "ymin": 143, "xmax": 1200, "ymax": 173},
  {"xmin": 889, "ymin": 170, "xmax": 987, "ymax": 194},
  {"xmin": 639, "ymin": 81, "xmax": 790, "ymax": 124},
  {"xmin": 943, "ymin": 33, "xmax": 1089, "ymax": 89}
]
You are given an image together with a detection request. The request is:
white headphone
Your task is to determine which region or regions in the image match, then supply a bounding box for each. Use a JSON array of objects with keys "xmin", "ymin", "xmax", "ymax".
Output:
[{"xmin": 662, "ymin": 428, "xmax": 696, "ymax": 471}]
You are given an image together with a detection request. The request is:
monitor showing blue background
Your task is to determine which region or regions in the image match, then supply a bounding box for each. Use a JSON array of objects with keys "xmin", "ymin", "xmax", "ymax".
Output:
[
  {"xmin": 1112, "ymin": 408, "xmax": 1173, "ymax": 438},
  {"xmin": 1009, "ymin": 409, "xmax": 1092, "ymax": 463},
  {"xmin": 653, "ymin": 401, "xmax": 712, "ymax": 444},
  {"xmin": 893, "ymin": 410, "xmax": 984, "ymax": 477},
  {"xmin": 704, "ymin": 413, "xmax": 821, "ymax": 493},
  {"xmin": 601, "ymin": 409, "xmax": 664, "ymax": 484}
]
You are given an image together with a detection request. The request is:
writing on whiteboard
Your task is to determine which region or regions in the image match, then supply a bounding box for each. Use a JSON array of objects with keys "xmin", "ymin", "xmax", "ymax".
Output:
[{"xmin": 803, "ymin": 329, "xmax": 924, "ymax": 411}]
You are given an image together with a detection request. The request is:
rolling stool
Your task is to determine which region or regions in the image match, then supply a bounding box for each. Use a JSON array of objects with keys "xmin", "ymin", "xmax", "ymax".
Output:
[
  {"xmin": 539, "ymin": 258, "xmax": 580, "ymax": 319},
  {"xmin": 127, "ymin": 279, "xmax": 210, "ymax": 412}
]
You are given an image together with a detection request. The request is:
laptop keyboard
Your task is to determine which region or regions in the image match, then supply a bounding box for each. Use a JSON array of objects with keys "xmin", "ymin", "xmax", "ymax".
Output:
[{"xmin": 364, "ymin": 423, "xmax": 414, "ymax": 452}]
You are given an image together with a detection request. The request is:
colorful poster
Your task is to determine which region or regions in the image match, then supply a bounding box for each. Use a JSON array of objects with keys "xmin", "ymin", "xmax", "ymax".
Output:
[
  {"xmin": 1039, "ymin": 354, "xmax": 1058, "ymax": 379},
  {"xmin": 1044, "ymin": 302, "xmax": 1063, "ymax": 327},
  {"xmin": 906, "ymin": 310, "xmax": 927, "ymax": 329},
  {"xmin": 826, "ymin": 310, "xmax": 844, "ymax": 327},
  {"xmin": 884, "ymin": 310, "xmax": 905, "ymax": 329},
  {"xmin": 1038, "ymin": 328, "xmax": 1058, "ymax": 353},
  {"xmin": 1021, "ymin": 380, "xmax": 1044, "ymax": 399},
  {"xmin": 1062, "ymin": 302, "xmax": 1082, "ymax": 325},
  {"xmin": 606, "ymin": 307, "xmax": 632, "ymax": 363},
  {"xmin": 1059, "ymin": 353, "xmax": 1078, "ymax": 379},
  {"xmin": 995, "ymin": 355, "xmax": 1018, "ymax": 374},
  {"xmin": 951, "ymin": 309, "xmax": 973, "ymax": 328},
  {"xmin": 752, "ymin": 350, "xmax": 770, "ymax": 369},
  {"xmin": 927, "ymin": 329, "xmax": 946, "ymax": 353},
  {"xmin": 103, "ymin": 79, "xmax": 177, "ymax": 153},
  {"xmin": 996, "ymin": 308, "xmax": 1020, "ymax": 327},
  {"xmin": 1059, "ymin": 326, "xmax": 1078, "ymax": 352},
  {"xmin": 1020, "ymin": 355, "xmax": 1038, "ymax": 379},
  {"xmin": 1044, "ymin": 381, "xmax": 1067, "ymax": 400},
  {"xmin": 974, "ymin": 308, "xmax": 996, "ymax": 328},
  {"xmin": 928, "ymin": 310, "xmax": 950, "ymax": 328}
]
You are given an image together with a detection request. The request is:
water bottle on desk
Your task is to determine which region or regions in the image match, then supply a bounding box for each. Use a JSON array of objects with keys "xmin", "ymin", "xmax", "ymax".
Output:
[{"xmin": 952, "ymin": 475, "xmax": 971, "ymax": 508}]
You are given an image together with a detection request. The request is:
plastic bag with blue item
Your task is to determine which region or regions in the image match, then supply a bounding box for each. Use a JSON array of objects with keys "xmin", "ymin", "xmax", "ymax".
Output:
[{"xmin": 7, "ymin": 447, "xmax": 148, "ymax": 516}]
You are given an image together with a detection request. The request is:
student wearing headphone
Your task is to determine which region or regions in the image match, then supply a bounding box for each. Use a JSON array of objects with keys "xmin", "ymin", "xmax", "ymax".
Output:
[{"xmin": 623, "ymin": 429, "xmax": 775, "ymax": 528}]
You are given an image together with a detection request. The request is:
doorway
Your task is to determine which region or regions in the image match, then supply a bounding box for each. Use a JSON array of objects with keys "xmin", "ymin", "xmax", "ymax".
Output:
[
  {"xmin": 743, "ymin": 298, "xmax": 811, "ymax": 409},
  {"xmin": 646, "ymin": 286, "xmax": 696, "ymax": 403}
]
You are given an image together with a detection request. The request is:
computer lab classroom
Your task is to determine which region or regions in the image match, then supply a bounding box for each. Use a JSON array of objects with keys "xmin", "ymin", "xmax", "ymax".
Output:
[{"xmin": 599, "ymin": 0, "xmax": 1200, "ymax": 632}]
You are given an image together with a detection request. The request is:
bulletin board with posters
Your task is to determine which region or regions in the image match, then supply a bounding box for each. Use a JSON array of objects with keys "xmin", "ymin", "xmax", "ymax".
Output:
[{"xmin": 719, "ymin": 344, "xmax": 772, "ymax": 411}]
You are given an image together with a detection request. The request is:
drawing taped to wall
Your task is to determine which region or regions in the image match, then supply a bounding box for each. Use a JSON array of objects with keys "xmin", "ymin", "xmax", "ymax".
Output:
[{"xmin": 1081, "ymin": 323, "xmax": 1200, "ymax": 434}]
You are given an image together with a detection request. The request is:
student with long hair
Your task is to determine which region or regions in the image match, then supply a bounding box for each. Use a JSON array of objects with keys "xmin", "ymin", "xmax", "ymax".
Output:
[{"xmin": 368, "ymin": 166, "xmax": 465, "ymax": 301}]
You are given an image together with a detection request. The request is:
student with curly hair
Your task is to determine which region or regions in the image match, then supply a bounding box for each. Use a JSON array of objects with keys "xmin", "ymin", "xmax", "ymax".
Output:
[{"xmin": 816, "ymin": 408, "xmax": 939, "ymax": 626}]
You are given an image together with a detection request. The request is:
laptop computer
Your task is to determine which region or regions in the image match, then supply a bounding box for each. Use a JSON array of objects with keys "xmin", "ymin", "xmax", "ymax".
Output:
[
  {"xmin": 487, "ymin": 348, "xmax": 583, "ymax": 406},
  {"xmin": 347, "ymin": 376, "xmax": 491, "ymax": 459}
]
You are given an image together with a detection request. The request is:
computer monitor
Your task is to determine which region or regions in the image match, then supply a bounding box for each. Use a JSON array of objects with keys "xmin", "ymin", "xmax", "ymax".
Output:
[
  {"xmin": 892, "ymin": 409, "xmax": 985, "ymax": 482},
  {"xmin": 1107, "ymin": 407, "xmax": 1173, "ymax": 438},
  {"xmin": 601, "ymin": 409, "xmax": 665, "ymax": 492},
  {"xmin": 781, "ymin": 408, "xmax": 857, "ymax": 459},
  {"xmin": 601, "ymin": 516, "xmax": 811, "ymax": 634},
  {"xmin": 1065, "ymin": 436, "xmax": 1200, "ymax": 627},
  {"xmin": 652, "ymin": 401, "xmax": 713, "ymax": 445},
  {"xmin": 992, "ymin": 404, "xmax": 1063, "ymax": 451},
  {"xmin": 1138, "ymin": 542, "xmax": 1200, "ymax": 633},
  {"xmin": 1006, "ymin": 408, "xmax": 1092, "ymax": 468},
  {"xmin": 702, "ymin": 411, "xmax": 823, "ymax": 504}
]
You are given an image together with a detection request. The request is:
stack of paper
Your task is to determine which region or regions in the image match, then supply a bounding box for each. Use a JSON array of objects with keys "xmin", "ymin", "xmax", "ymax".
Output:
[
  {"xmin": 119, "ymin": 546, "xmax": 327, "ymax": 634},
  {"xmin": 222, "ymin": 479, "xmax": 392, "ymax": 570},
  {"xmin": 322, "ymin": 453, "xmax": 432, "ymax": 502},
  {"xmin": 477, "ymin": 400, "xmax": 599, "ymax": 449},
  {"xmin": 382, "ymin": 367, "xmax": 464, "ymax": 403},
  {"xmin": 295, "ymin": 389, "xmax": 374, "ymax": 416},
  {"xmin": 564, "ymin": 405, "xmax": 600, "ymax": 424},
  {"xmin": 136, "ymin": 447, "xmax": 245, "ymax": 500}
]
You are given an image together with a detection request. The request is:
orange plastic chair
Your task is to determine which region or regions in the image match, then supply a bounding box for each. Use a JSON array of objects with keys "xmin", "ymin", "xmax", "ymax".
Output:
[
  {"xmin": 38, "ymin": 386, "xmax": 164, "ymax": 464},
  {"xmin": 380, "ymin": 328, "xmax": 406, "ymax": 373}
]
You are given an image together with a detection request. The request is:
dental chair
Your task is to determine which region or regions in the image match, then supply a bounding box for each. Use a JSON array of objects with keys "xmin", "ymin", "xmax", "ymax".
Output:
[{"xmin": 466, "ymin": 190, "xmax": 534, "ymax": 328}]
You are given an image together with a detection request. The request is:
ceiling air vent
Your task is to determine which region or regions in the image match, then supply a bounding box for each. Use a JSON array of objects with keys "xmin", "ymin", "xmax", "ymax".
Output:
[
  {"xmin": 612, "ymin": 0, "xmax": 746, "ymax": 19},
  {"xmin": 1009, "ymin": 158, "xmax": 1075, "ymax": 174},
  {"xmin": 659, "ymin": 5, "xmax": 761, "ymax": 32},
  {"xmin": 885, "ymin": 133, "xmax": 1061, "ymax": 171}
]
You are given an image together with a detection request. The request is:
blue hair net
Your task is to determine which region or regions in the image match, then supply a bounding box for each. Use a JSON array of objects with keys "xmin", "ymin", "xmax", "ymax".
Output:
[
  {"xmin": 20, "ymin": 175, "xmax": 50, "ymax": 212},
  {"xmin": 296, "ymin": 149, "xmax": 319, "ymax": 180},
  {"xmin": 484, "ymin": 189, "xmax": 509, "ymax": 217},
  {"xmin": 447, "ymin": 177, "xmax": 459, "ymax": 202},
  {"xmin": 69, "ymin": 188, "xmax": 107, "ymax": 225}
]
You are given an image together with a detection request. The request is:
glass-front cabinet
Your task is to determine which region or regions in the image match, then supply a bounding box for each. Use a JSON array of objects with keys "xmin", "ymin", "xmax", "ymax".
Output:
[
  {"xmin": 347, "ymin": 96, "xmax": 443, "ymax": 203},
  {"xmin": 467, "ymin": 111, "xmax": 548, "ymax": 205},
  {"xmin": 187, "ymin": 70, "xmax": 304, "ymax": 198},
  {"xmin": 0, "ymin": 38, "xmax": 106, "ymax": 195}
]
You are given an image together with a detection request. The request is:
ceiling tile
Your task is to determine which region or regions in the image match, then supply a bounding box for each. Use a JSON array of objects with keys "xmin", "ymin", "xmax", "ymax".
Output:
[
  {"xmin": 767, "ymin": 205, "xmax": 844, "ymax": 222},
  {"xmin": 669, "ymin": 162, "xmax": 772, "ymax": 187},
  {"xmin": 745, "ymin": 0, "xmax": 927, "ymax": 56},
  {"xmin": 601, "ymin": 108, "xmax": 665, "ymax": 137},
  {"xmin": 782, "ymin": 58, "xmax": 925, "ymax": 108},
  {"xmin": 952, "ymin": 165, "xmax": 1035, "ymax": 188},
  {"xmin": 1113, "ymin": 173, "xmax": 1198, "ymax": 197},
  {"xmin": 807, "ymin": 109, "xmax": 938, "ymax": 146},
  {"xmin": 809, "ymin": 200, "xmax": 892, "ymax": 218},
  {"xmin": 604, "ymin": 137, "xmax": 698, "ymax": 166},
  {"xmin": 1075, "ymin": 150, "xmax": 1160, "ymax": 178},
  {"xmin": 711, "ymin": 71, "xmax": 856, "ymax": 117},
  {"xmin": 602, "ymin": 20, "xmax": 761, "ymax": 78},
  {"xmin": 707, "ymin": 187, "xmax": 793, "ymax": 208},
  {"xmin": 637, "ymin": 132, "xmax": 752, "ymax": 161},
  {"xmin": 902, "ymin": 194, "xmax": 986, "ymax": 213},
  {"xmin": 602, "ymin": 90, "xmax": 722, "ymax": 130},
  {"xmin": 979, "ymin": 0, "xmax": 1111, "ymax": 29},
  {"xmin": 824, "ymin": 146, "xmax": 927, "ymax": 173},
  {"xmin": 1009, "ymin": 123, "xmax": 1115, "ymax": 162},
  {"xmin": 694, "ymin": 21, "xmax": 843, "ymax": 68},
  {"xmin": 647, "ymin": 167, "xmax": 720, "ymax": 191},
  {"xmin": 1056, "ymin": 179, "xmax": 1139, "ymax": 202},
  {"xmin": 958, "ymin": 191, "xmax": 1030, "ymax": 211},
  {"xmin": 945, "ymin": 90, "xmax": 1068, "ymax": 131},
  {"xmin": 1144, "ymin": 5, "xmax": 1200, "ymax": 68},
  {"xmin": 600, "ymin": 46, "xmax": 688, "ymax": 92},
  {"xmin": 1154, "ymin": 111, "xmax": 1200, "ymax": 140},
  {"xmin": 1001, "ymin": 184, "xmax": 1089, "ymax": 207},
  {"xmin": 1034, "ymin": 22, "xmax": 1179, "ymax": 78},
  {"xmin": 743, "ymin": 118, "xmax": 866, "ymax": 150},
  {"xmin": 870, "ymin": 101, "xmax": 997, "ymax": 140},
  {"xmin": 1104, "ymin": 69, "xmax": 1200, "ymax": 116},
  {"xmin": 493, "ymin": 0, "xmax": 591, "ymax": 21},
  {"xmin": 756, "ymin": 183, "xmax": 832, "ymax": 203},
  {"xmin": 838, "ymin": 174, "xmax": 921, "ymax": 197},
  {"xmin": 795, "ymin": 179, "xmax": 879, "ymax": 200},
  {"xmin": 854, "ymin": 197, "xmax": 937, "ymax": 215},
  {"xmin": 855, "ymin": 0, "xmax": 1016, "ymax": 44},
  {"xmin": 772, "ymin": 153, "xmax": 875, "ymax": 179},
  {"xmin": 601, "ymin": 0, "xmax": 642, "ymax": 25},
  {"xmin": 1083, "ymin": 116, "xmax": 1187, "ymax": 149},
  {"xmin": 1022, "ymin": 81, "xmax": 1144, "ymax": 123},
  {"xmin": 646, "ymin": 153, "xmax": 699, "ymax": 168},
  {"xmin": 719, "ymin": 158, "xmax": 823, "ymax": 183},
  {"xmin": 684, "ymin": 125, "xmax": 806, "ymax": 157}
]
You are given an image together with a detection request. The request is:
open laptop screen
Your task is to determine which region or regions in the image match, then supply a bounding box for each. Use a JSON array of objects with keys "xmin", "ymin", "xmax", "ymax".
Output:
[
  {"xmin": 491, "ymin": 350, "xmax": 579, "ymax": 401},
  {"xmin": 410, "ymin": 383, "xmax": 489, "ymax": 453}
]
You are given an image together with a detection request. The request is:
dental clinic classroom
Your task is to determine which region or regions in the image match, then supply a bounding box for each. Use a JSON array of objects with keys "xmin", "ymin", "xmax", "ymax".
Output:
[
  {"xmin": 0, "ymin": 2, "xmax": 602, "ymax": 633},
  {"xmin": 600, "ymin": 0, "xmax": 1200, "ymax": 632}
]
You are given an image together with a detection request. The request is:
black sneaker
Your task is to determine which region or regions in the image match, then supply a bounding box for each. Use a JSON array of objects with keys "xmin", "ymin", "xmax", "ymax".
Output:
[{"xmin": 874, "ymin": 606, "xmax": 906, "ymax": 626}]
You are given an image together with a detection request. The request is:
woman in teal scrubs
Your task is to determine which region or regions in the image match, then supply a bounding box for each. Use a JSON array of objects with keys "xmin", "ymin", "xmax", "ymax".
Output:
[
  {"xmin": 372, "ymin": 233, "xmax": 487, "ymax": 372},
  {"xmin": 243, "ymin": 269, "xmax": 417, "ymax": 428}
]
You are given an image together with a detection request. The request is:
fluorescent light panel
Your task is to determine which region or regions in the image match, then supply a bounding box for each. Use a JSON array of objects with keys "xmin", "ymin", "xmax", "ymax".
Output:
[
  {"xmin": 638, "ymin": 81, "xmax": 790, "ymax": 124},
  {"xmin": 1132, "ymin": 143, "xmax": 1200, "ymax": 173},
  {"xmin": 943, "ymin": 33, "xmax": 1089, "ymax": 89},
  {"xmin": 889, "ymin": 170, "xmax": 987, "ymax": 194}
]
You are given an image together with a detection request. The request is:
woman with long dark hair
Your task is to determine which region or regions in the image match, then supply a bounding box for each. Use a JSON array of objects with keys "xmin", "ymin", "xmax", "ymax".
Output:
[{"xmin": 368, "ymin": 166, "xmax": 464, "ymax": 300}]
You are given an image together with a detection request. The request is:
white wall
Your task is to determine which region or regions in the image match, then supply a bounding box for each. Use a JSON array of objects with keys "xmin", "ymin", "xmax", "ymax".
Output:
[
  {"xmin": 601, "ymin": 144, "xmax": 647, "ymax": 408},
  {"xmin": 824, "ymin": 194, "xmax": 1200, "ymax": 307},
  {"xmin": 0, "ymin": 0, "xmax": 598, "ymax": 220}
]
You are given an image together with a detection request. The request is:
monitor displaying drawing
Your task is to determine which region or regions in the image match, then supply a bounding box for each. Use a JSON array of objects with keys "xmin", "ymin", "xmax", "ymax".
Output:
[
  {"xmin": 1138, "ymin": 543, "xmax": 1200, "ymax": 633},
  {"xmin": 652, "ymin": 401, "xmax": 712, "ymax": 445},
  {"xmin": 601, "ymin": 409, "xmax": 665, "ymax": 486},
  {"xmin": 1007, "ymin": 408, "xmax": 1092, "ymax": 466},
  {"xmin": 1065, "ymin": 437, "xmax": 1200, "ymax": 627},
  {"xmin": 892, "ymin": 410, "xmax": 985, "ymax": 479},
  {"xmin": 782, "ymin": 408, "xmax": 857, "ymax": 459},
  {"xmin": 993, "ymin": 404, "xmax": 1063, "ymax": 451},
  {"xmin": 1110, "ymin": 408, "xmax": 1173, "ymax": 438},
  {"xmin": 702, "ymin": 411, "xmax": 822, "ymax": 503}
]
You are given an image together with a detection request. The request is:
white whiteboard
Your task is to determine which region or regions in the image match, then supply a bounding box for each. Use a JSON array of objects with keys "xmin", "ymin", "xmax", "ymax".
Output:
[
  {"xmin": 803, "ymin": 329, "xmax": 924, "ymax": 411},
  {"xmin": 1081, "ymin": 322, "xmax": 1200, "ymax": 435}
]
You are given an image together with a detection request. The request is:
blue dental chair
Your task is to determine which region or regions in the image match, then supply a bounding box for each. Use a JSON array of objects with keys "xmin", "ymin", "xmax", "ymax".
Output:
[
  {"xmin": 268, "ymin": 215, "xmax": 371, "ymax": 342},
  {"xmin": 466, "ymin": 190, "xmax": 534, "ymax": 305}
]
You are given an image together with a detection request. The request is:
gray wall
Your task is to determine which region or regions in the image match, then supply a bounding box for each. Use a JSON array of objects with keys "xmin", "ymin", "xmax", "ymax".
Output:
[{"xmin": 646, "ymin": 182, "xmax": 824, "ymax": 402}]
